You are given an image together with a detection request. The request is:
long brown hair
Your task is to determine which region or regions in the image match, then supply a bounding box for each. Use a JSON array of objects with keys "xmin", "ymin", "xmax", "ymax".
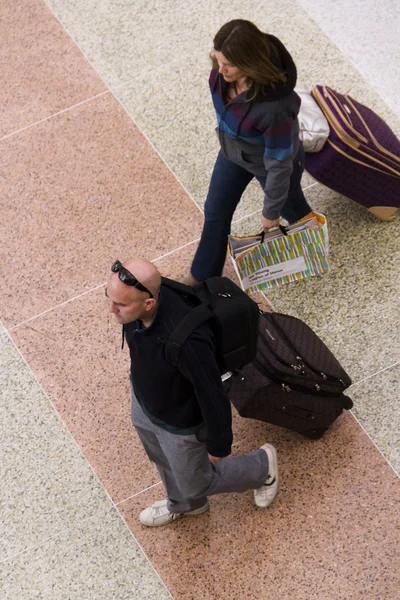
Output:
[{"xmin": 211, "ymin": 19, "xmax": 287, "ymax": 101}]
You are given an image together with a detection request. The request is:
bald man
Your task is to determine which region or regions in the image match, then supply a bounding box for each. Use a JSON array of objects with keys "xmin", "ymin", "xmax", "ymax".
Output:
[{"xmin": 107, "ymin": 258, "xmax": 278, "ymax": 527}]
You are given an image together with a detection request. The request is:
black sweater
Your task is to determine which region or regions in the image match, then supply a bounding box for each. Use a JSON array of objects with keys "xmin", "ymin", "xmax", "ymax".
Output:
[{"xmin": 125, "ymin": 285, "xmax": 233, "ymax": 457}]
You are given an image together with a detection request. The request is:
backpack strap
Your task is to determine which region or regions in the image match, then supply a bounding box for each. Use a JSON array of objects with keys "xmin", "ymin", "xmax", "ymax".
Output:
[
  {"xmin": 165, "ymin": 303, "xmax": 214, "ymax": 367},
  {"xmin": 161, "ymin": 276, "xmax": 217, "ymax": 305},
  {"xmin": 161, "ymin": 276, "xmax": 199, "ymax": 298}
]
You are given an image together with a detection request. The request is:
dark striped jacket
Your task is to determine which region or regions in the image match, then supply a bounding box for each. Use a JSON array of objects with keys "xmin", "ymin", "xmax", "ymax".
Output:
[{"xmin": 209, "ymin": 35, "xmax": 302, "ymax": 219}]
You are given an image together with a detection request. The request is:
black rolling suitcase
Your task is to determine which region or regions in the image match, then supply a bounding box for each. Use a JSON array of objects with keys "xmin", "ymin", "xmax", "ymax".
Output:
[{"xmin": 228, "ymin": 312, "xmax": 353, "ymax": 439}]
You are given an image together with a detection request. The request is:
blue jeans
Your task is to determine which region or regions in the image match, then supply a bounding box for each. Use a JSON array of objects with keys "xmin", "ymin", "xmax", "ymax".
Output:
[{"xmin": 191, "ymin": 143, "xmax": 312, "ymax": 280}]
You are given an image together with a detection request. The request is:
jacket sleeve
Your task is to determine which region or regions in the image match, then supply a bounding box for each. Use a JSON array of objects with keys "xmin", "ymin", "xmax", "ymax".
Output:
[
  {"xmin": 261, "ymin": 116, "xmax": 296, "ymax": 220},
  {"xmin": 177, "ymin": 327, "xmax": 233, "ymax": 458}
]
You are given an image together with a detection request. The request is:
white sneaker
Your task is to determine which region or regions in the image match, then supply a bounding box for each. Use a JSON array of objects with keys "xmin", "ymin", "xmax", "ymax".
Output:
[
  {"xmin": 254, "ymin": 444, "xmax": 279, "ymax": 508},
  {"xmin": 139, "ymin": 499, "xmax": 210, "ymax": 527}
]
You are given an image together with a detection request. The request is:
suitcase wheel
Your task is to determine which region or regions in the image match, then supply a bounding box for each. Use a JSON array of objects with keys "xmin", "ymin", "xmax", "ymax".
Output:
[
  {"xmin": 342, "ymin": 395, "xmax": 353, "ymax": 410},
  {"xmin": 303, "ymin": 428, "xmax": 326, "ymax": 440}
]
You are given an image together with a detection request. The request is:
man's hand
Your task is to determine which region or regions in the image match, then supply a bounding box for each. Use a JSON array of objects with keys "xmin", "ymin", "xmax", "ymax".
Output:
[
  {"xmin": 261, "ymin": 216, "xmax": 280, "ymax": 230},
  {"xmin": 208, "ymin": 454, "xmax": 223, "ymax": 463}
]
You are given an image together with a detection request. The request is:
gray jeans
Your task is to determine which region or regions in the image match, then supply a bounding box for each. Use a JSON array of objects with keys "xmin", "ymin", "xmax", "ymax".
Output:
[{"xmin": 131, "ymin": 390, "xmax": 269, "ymax": 513}]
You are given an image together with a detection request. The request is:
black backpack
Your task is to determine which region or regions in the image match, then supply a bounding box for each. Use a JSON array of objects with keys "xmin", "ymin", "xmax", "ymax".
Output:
[{"xmin": 162, "ymin": 277, "xmax": 259, "ymax": 373}]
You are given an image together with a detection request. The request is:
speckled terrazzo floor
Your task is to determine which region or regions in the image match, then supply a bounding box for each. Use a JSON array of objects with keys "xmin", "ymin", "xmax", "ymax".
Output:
[{"xmin": 1, "ymin": 0, "xmax": 399, "ymax": 598}]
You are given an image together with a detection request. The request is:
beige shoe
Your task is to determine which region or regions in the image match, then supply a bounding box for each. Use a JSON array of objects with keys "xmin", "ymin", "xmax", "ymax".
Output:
[
  {"xmin": 254, "ymin": 444, "xmax": 279, "ymax": 508},
  {"xmin": 140, "ymin": 499, "xmax": 210, "ymax": 527},
  {"xmin": 368, "ymin": 206, "xmax": 398, "ymax": 221}
]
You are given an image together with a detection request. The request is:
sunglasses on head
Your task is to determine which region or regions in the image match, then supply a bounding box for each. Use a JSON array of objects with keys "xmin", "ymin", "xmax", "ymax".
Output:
[{"xmin": 111, "ymin": 260, "xmax": 154, "ymax": 298}]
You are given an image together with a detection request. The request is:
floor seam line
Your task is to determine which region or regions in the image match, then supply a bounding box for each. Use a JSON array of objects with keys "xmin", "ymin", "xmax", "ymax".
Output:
[
  {"xmin": 116, "ymin": 93, "xmax": 204, "ymax": 215},
  {"xmin": 0, "ymin": 500, "xmax": 174, "ymax": 599},
  {"xmin": 112, "ymin": 46, "xmax": 209, "ymax": 91},
  {"xmin": 0, "ymin": 510, "xmax": 107, "ymax": 567},
  {"xmin": 151, "ymin": 237, "xmax": 200, "ymax": 263},
  {"xmin": 260, "ymin": 292, "xmax": 276, "ymax": 312},
  {"xmin": 303, "ymin": 181, "xmax": 319, "ymax": 189},
  {"xmin": 115, "ymin": 481, "xmax": 163, "ymax": 506},
  {"xmin": 0, "ymin": 90, "xmax": 110, "ymax": 142},
  {"xmin": 348, "ymin": 361, "xmax": 400, "ymax": 388},
  {"xmin": 114, "ymin": 440, "xmax": 247, "ymax": 507},
  {"xmin": 1, "ymin": 326, "xmax": 120, "ymax": 518},
  {"xmin": 112, "ymin": 509, "xmax": 174, "ymax": 598},
  {"xmin": 231, "ymin": 182, "xmax": 319, "ymax": 226},
  {"xmin": 296, "ymin": 2, "xmax": 399, "ymax": 122},
  {"xmin": 9, "ymin": 238, "xmax": 201, "ymax": 329},
  {"xmin": 349, "ymin": 411, "xmax": 399, "ymax": 478},
  {"xmin": 1, "ymin": 327, "xmax": 171, "ymax": 585},
  {"xmin": 1, "ymin": 326, "xmax": 171, "ymax": 596},
  {"xmin": 9, "ymin": 283, "xmax": 108, "ymax": 330},
  {"xmin": 4, "ymin": 1, "xmax": 398, "ymax": 585},
  {"xmin": 42, "ymin": 0, "xmax": 204, "ymax": 219},
  {"xmin": 9, "ymin": 179, "xmax": 322, "ymax": 328}
]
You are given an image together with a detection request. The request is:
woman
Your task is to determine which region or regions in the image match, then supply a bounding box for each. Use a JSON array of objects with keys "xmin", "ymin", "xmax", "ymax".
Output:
[{"xmin": 184, "ymin": 19, "xmax": 312, "ymax": 284}]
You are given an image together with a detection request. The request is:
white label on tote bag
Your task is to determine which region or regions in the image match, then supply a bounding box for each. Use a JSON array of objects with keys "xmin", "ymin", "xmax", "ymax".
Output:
[{"xmin": 241, "ymin": 256, "xmax": 307, "ymax": 289}]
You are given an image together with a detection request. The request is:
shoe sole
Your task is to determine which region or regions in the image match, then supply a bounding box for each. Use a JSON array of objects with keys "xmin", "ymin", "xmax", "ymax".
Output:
[
  {"xmin": 185, "ymin": 502, "xmax": 210, "ymax": 516},
  {"xmin": 139, "ymin": 502, "xmax": 209, "ymax": 527},
  {"xmin": 255, "ymin": 444, "xmax": 279, "ymax": 508}
]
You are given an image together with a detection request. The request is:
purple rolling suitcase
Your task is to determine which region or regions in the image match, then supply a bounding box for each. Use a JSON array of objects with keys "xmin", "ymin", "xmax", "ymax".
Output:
[{"xmin": 305, "ymin": 86, "xmax": 400, "ymax": 209}]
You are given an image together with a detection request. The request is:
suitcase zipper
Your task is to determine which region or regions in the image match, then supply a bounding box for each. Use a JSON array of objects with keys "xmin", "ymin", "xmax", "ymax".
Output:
[
  {"xmin": 329, "ymin": 89, "xmax": 400, "ymax": 171},
  {"xmin": 259, "ymin": 329, "xmax": 306, "ymax": 374},
  {"xmin": 252, "ymin": 357, "xmax": 344, "ymax": 399},
  {"xmin": 327, "ymin": 140, "xmax": 400, "ymax": 178},
  {"xmin": 270, "ymin": 314, "xmax": 348, "ymax": 387},
  {"xmin": 344, "ymin": 96, "xmax": 400, "ymax": 165},
  {"xmin": 257, "ymin": 341, "xmax": 329, "ymax": 393},
  {"xmin": 314, "ymin": 86, "xmax": 400, "ymax": 178},
  {"xmin": 327, "ymin": 88, "xmax": 369, "ymax": 143},
  {"xmin": 267, "ymin": 315, "xmax": 349, "ymax": 390},
  {"xmin": 254, "ymin": 344, "xmax": 343, "ymax": 395},
  {"xmin": 312, "ymin": 87, "xmax": 365, "ymax": 149}
]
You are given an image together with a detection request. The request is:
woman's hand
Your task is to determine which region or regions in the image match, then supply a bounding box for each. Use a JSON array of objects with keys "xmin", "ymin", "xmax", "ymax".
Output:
[{"xmin": 261, "ymin": 216, "xmax": 280, "ymax": 230}]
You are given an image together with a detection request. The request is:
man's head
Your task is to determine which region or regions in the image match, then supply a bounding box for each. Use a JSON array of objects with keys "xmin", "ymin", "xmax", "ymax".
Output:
[{"xmin": 106, "ymin": 258, "xmax": 161, "ymax": 325}]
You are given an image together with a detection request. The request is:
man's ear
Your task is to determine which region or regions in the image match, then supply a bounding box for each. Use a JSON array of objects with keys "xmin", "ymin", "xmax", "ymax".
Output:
[{"xmin": 144, "ymin": 297, "xmax": 157, "ymax": 311}]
